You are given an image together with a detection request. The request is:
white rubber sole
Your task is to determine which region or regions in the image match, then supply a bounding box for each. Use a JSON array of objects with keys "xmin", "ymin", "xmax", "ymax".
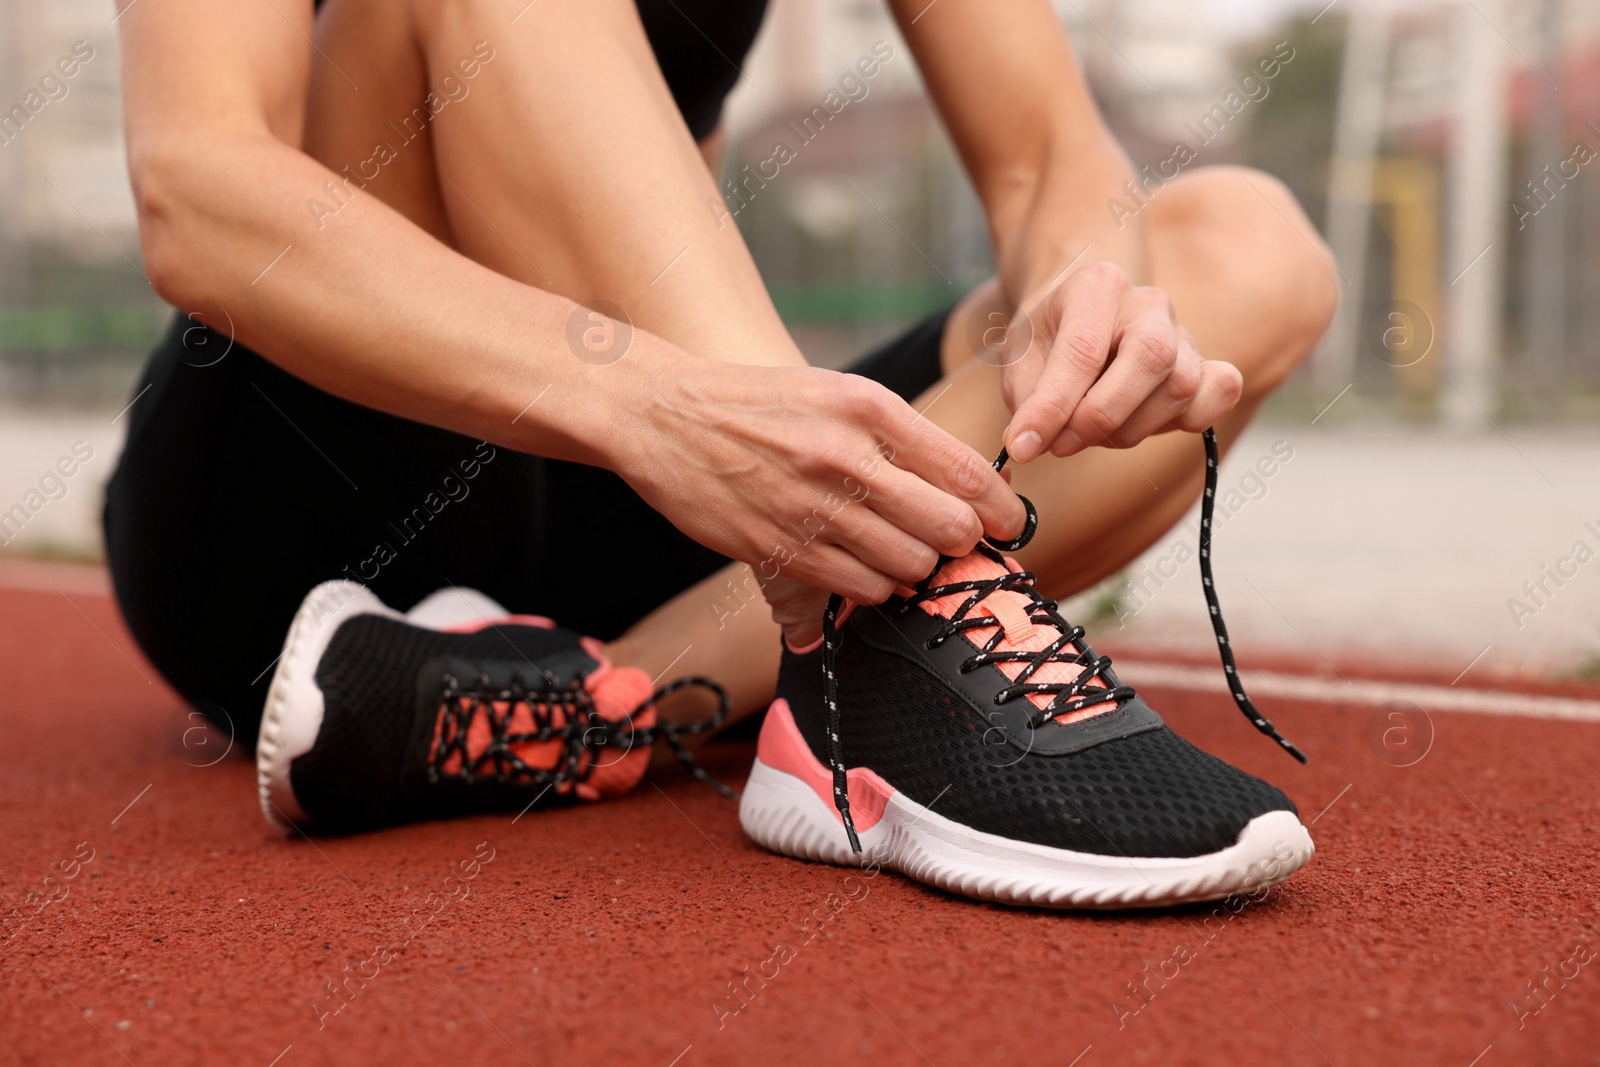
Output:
[
  {"xmin": 255, "ymin": 580, "xmax": 402, "ymax": 830},
  {"xmin": 739, "ymin": 758, "xmax": 1314, "ymax": 909}
]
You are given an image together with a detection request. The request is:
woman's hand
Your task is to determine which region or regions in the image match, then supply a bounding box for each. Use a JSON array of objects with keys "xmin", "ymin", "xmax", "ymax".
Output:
[
  {"xmin": 612, "ymin": 355, "xmax": 1026, "ymax": 605},
  {"xmin": 1000, "ymin": 262, "xmax": 1244, "ymax": 463}
]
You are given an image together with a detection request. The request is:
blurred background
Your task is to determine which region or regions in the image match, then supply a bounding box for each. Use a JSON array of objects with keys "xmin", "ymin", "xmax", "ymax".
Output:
[{"xmin": 2, "ymin": 0, "xmax": 1598, "ymax": 681}]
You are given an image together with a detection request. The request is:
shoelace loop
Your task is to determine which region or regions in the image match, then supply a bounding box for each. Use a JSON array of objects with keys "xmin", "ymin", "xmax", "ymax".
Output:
[
  {"xmin": 821, "ymin": 426, "xmax": 1306, "ymax": 853},
  {"xmin": 431, "ymin": 669, "xmax": 734, "ymax": 799}
]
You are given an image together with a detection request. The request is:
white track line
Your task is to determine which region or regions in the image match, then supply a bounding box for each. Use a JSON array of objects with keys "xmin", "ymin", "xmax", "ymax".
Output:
[
  {"xmin": 5, "ymin": 562, "xmax": 1595, "ymax": 724},
  {"xmin": 1116, "ymin": 660, "xmax": 1600, "ymax": 724}
]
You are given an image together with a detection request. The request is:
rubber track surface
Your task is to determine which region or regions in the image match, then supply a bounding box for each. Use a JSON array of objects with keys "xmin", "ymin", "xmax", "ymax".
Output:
[{"xmin": 3, "ymin": 583, "xmax": 1598, "ymax": 1066}]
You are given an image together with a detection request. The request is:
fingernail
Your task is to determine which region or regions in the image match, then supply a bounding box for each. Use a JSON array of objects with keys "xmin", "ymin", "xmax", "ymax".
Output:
[
  {"xmin": 1010, "ymin": 430, "xmax": 1043, "ymax": 462},
  {"xmin": 1055, "ymin": 430, "xmax": 1084, "ymax": 456}
]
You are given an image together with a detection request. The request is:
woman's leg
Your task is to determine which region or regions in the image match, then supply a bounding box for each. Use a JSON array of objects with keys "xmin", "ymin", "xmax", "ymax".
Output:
[{"xmin": 305, "ymin": 0, "xmax": 807, "ymax": 368}]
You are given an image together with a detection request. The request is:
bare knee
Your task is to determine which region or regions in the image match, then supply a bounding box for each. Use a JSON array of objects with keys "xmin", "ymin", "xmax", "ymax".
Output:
[{"xmin": 1151, "ymin": 166, "xmax": 1340, "ymax": 396}]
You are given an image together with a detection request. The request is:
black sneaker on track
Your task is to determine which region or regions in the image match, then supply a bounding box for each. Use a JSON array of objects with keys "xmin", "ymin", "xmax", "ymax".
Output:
[
  {"xmin": 739, "ymin": 430, "xmax": 1314, "ymax": 909},
  {"xmin": 256, "ymin": 582, "xmax": 728, "ymax": 834}
]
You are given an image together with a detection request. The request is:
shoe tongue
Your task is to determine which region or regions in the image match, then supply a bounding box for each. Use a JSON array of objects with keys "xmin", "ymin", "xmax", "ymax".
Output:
[
  {"xmin": 577, "ymin": 650, "xmax": 656, "ymax": 799},
  {"xmin": 915, "ymin": 552, "xmax": 1118, "ymax": 722}
]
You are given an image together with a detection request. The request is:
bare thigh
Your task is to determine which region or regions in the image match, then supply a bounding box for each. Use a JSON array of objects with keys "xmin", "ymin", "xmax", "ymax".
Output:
[{"xmin": 311, "ymin": 0, "xmax": 801, "ymax": 369}]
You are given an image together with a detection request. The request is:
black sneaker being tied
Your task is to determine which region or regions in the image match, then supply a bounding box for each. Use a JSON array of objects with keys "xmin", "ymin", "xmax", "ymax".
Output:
[
  {"xmin": 256, "ymin": 583, "xmax": 729, "ymax": 834},
  {"xmin": 739, "ymin": 428, "xmax": 1315, "ymax": 909}
]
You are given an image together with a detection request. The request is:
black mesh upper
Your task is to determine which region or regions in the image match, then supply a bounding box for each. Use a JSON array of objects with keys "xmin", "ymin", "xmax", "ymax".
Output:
[
  {"xmin": 777, "ymin": 622, "xmax": 1297, "ymax": 858},
  {"xmin": 289, "ymin": 614, "xmax": 592, "ymax": 832}
]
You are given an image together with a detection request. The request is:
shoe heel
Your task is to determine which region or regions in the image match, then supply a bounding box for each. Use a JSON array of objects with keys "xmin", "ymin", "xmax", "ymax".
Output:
[{"xmin": 256, "ymin": 580, "xmax": 394, "ymax": 830}]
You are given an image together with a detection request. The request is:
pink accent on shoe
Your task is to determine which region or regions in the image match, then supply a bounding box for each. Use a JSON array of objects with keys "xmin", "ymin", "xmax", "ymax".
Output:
[
  {"xmin": 757, "ymin": 699, "xmax": 892, "ymax": 831},
  {"xmin": 988, "ymin": 594, "xmax": 1037, "ymax": 648},
  {"xmin": 785, "ymin": 601, "xmax": 862, "ymax": 654},
  {"xmin": 576, "ymin": 661, "xmax": 654, "ymax": 800},
  {"xmin": 440, "ymin": 613, "xmax": 556, "ymax": 633},
  {"xmin": 785, "ymin": 633, "xmax": 825, "ymax": 655},
  {"xmin": 572, "ymin": 636, "xmax": 654, "ymax": 799}
]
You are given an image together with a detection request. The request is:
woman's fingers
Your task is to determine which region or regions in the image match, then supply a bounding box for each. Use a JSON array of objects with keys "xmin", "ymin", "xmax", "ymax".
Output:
[
  {"xmin": 881, "ymin": 394, "xmax": 1027, "ymax": 542},
  {"xmin": 1002, "ymin": 263, "xmax": 1127, "ymax": 462},
  {"xmin": 854, "ymin": 461, "xmax": 986, "ymax": 558},
  {"xmin": 789, "ymin": 539, "xmax": 900, "ymax": 606},
  {"xmin": 999, "ymin": 269, "xmax": 1240, "ymax": 456},
  {"xmin": 759, "ymin": 574, "xmax": 832, "ymax": 646},
  {"xmin": 1158, "ymin": 359, "xmax": 1243, "ymax": 435},
  {"xmin": 1054, "ymin": 291, "xmax": 1195, "ymax": 452},
  {"xmin": 647, "ymin": 363, "xmax": 1030, "ymax": 608},
  {"xmin": 816, "ymin": 499, "xmax": 941, "ymax": 589}
]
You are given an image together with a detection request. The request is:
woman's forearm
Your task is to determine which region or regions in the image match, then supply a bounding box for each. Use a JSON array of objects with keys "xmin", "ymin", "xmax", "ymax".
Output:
[
  {"xmin": 990, "ymin": 135, "xmax": 1149, "ymax": 305},
  {"xmin": 889, "ymin": 0, "xmax": 1146, "ymax": 299},
  {"xmin": 133, "ymin": 131, "xmax": 668, "ymax": 470}
]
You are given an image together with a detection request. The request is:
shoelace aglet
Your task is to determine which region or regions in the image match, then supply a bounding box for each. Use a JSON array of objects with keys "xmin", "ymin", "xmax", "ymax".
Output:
[
  {"xmin": 1274, "ymin": 732, "xmax": 1309, "ymax": 765},
  {"xmin": 841, "ymin": 807, "xmax": 862, "ymax": 854}
]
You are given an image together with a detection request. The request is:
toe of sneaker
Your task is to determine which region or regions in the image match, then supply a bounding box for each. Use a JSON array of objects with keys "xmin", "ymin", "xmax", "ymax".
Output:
[{"xmin": 962, "ymin": 728, "xmax": 1302, "ymax": 859}]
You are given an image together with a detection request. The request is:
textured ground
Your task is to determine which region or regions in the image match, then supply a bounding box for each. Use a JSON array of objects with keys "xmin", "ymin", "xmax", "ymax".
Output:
[{"xmin": 4, "ymin": 574, "xmax": 1600, "ymax": 1067}]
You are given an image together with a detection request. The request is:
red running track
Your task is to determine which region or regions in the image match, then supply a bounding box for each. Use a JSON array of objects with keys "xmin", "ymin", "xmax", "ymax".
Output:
[{"xmin": 3, "ymin": 573, "xmax": 1599, "ymax": 1066}]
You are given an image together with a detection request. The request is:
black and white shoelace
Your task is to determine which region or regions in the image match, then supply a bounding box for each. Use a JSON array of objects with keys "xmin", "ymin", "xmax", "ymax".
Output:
[
  {"xmin": 432, "ymin": 670, "xmax": 734, "ymax": 798},
  {"xmin": 820, "ymin": 426, "xmax": 1306, "ymax": 853}
]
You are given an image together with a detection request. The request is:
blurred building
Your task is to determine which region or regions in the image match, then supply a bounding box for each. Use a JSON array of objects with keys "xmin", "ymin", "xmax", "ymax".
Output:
[
  {"xmin": 1308, "ymin": 0, "xmax": 1600, "ymax": 414},
  {"xmin": 1, "ymin": 0, "xmax": 152, "ymax": 407},
  {"xmin": 1069, "ymin": 0, "xmax": 1238, "ymax": 150},
  {"xmin": 0, "ymin": 0, "xmax": 135, "ymax": 281}
]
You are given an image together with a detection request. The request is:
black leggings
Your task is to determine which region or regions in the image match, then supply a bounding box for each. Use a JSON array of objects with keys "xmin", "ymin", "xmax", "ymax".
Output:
[{"xmin": 104, "ymin": 311, "xmax": 951, "ymax": 742}]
